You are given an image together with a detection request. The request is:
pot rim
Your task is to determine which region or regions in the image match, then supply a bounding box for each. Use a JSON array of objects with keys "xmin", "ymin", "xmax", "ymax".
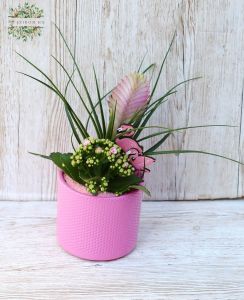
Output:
[{"xmin": 58, "ymin": 170, "xmax": 142, "ymax": 199}]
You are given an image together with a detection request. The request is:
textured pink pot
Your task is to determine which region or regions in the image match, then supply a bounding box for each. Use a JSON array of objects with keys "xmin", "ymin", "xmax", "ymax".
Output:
[{"xmin": 56, "ymin": 171, "xmax": 142, "ymax": 261}]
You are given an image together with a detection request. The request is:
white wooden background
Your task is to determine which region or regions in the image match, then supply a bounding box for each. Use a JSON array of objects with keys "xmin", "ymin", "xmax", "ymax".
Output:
[{"xmin": 0, "ymin": 0, "xmax": 244, "ymax": 201}]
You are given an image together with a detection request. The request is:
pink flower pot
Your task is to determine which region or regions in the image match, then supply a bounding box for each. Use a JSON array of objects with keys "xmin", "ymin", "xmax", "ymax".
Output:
[{"xmin": 56, "ymin": 171, "xmax": 142, "ymax": 261}]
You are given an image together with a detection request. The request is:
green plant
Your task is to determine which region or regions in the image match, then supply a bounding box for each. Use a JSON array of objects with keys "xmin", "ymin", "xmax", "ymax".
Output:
[{"xmin": 18, "ymin": 26, "xmax": 242, "ymax": 196}]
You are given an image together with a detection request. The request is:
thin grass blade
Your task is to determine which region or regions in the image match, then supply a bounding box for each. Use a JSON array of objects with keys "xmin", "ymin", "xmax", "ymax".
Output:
[
  {"xmin": 150, "ymin": 32, "xmax": 176, "ymax": 101},
  {"xmin": 133, "ymin": 92, "xmax": 174, "ymax": 138},
  {"xmin": 18, "ymin": 71, "xmax": 89, "ymax": 138},
  {"xmin": 70, "ymin": 133, "xmax": 76, "ymax": 151},
  {"xmin": 65, "ymin": 106, "xmax": 82, "ymax": 144},
  {"xmin": 51, "ymin": 55, "xmax": 102, "ymax": 137},
  {"xmin": 137, "ymin": 52, "xmax": 147, "ymax": 72},
  {"xmin": 64, "ymin": 68, "xmax": 76, "ymax": 96},
  {"xmin": 134, "ymin": 77, "xmax": 201, "ymax": 138},
  {"xmin": 93, "ymin": 66, "xmax": 106, "ymax": 137},
  {"xmin": 146, "ymin": 149, "xmax": 244, "ymax": 165},
  {"xmin": 142, "ymin": 63, "xmax": 156, "ymax": 74},
  {"xmin": 85, "ymin": 87, "xmax": 113, "ymax": 131},
  {"xmin": 138, "ymin": 124, "xmax": 236, "ymax": 142},
  {"xmin": 55, "ymin": 24, "xmax": 103, "ymax": 137},
  {"xmin": 16, "ymin": 53, "xmax": 89, "ymax": 138},
  {"xmin": 144, "ymin": 133, "xmax": 171, "ymax": 154}
]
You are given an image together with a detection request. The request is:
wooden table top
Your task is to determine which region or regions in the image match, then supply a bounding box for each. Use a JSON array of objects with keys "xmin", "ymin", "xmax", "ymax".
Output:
[{"xmin": 1, "ymin": 200, "xmax": 244, "ymax": 299}]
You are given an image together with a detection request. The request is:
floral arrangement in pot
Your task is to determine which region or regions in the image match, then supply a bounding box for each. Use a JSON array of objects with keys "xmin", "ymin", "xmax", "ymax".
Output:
[{"xmin": 18, "ymin": 27, "xmax": 242, "ymax": 261}]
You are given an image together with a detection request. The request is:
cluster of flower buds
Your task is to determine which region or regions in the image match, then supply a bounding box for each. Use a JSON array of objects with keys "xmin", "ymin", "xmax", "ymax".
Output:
[
  {"xmin": 70, "ymin": 137, "xmax": 135, "ymax": 195},
  {"xmin": 84, "ymin": 177, "xmax": 109, "ymax": 194}
]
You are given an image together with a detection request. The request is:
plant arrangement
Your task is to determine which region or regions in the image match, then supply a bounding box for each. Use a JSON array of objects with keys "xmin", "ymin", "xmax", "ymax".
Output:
[
  {"xmin": 17, "ymin": 26, "xmax": 244, "ymax": 261},
  {"xmin": 17, "ymin": 27, "xmax": 242, "ymax": 197},
  {"xmin": 8, "ymin": 2, "xmax": 44, "ymax": 41}
]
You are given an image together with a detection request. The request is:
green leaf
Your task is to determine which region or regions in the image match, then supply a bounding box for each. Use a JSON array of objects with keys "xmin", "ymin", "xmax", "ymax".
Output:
[
  {"xmin": 30, "ymin": 152, "xmax": 85, "ymax": 183},
  {"xmin": 130, "ymin": 185, "xmax": 151, "ymax": 196},
  {"xmin": 142, "ymin": 63, "xmax": 156, "ymax": 74},
  {"xmin": 109, "ymin": 175, "xmax": 143, "ymax": 194},
  {"xmin": 133, "ymin": 76, "xmax": 201, "ymax": 138},
  {"xmin": 138, "ymin": 124, "xmax": 237, "ymax": 143},
  {"xmin": 51, "ymin": 55, "xmax": 102, "ymax": 138},
  {"xmin": 70, "ymin": 133, "xmax": 76, "ymax": 151},
  {"xmin": 149, "ymin": 77, "xmax": 201, "ymax": 111},
  {"xmin": 137, "ymin": 52, "xmax": 147, "ymax": 72},
  {"xmin": 64, "ymin": 67, "xmax": 76, "ymax": 96},
  {"xmin": 78, "ymin": 167, "xmax": 94, "ymax": 181},
  {"xmin": 55, "ymin": 24, "xmax": 103, "ymax": 138},
  {"xmin": 144, "ymin": 133, "xmax": 171, "ymax": 154},
  {"xmin": 133, "ymin": 90, "xmax": 176, "ymax": 138},
  {"xmin": 85, "ymin": 87, "xmax": 113, "ymax": 131},
  {"xmin": 16, "ymin": 53, "xmax": 89, "ymax": 139},
  {"xmin": 144, "ymin": 91, "xmax": 177, "ymax": 112},
  {"xmin": 93, "ymin": 66, "xmax": 106, "ymax": 137},
  {"xmin": 18, "ymin": 70, "xmax": 89, "ymax": 139},
  {"xmin": 146, "ymin": 149, "xmax": 244, "ymax": 165},
  {"xmin": 65, "ymin": 106, "xmax": 81, "ymax": 144},
  {"xmin": 106, "ymin": 100, "xmax": 117, "ymax": 140},
  {"xmin": 150, "ymin": 31, "xmax": 176, "ymax": 101}
]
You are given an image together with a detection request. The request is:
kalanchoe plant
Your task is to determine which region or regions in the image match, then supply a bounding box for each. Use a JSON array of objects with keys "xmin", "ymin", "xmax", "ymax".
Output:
[
  {"xmin": 68, "ymin": 137, "xmax": 139, "ymax": 195},
  {"xmin": 18, "ymin": 26, "xmax": 243, "ymax": 196}
]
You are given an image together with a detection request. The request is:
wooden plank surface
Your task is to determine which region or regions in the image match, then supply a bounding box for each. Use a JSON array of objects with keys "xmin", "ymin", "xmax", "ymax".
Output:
[
  {"xmin": 1, "ymin": 200, "xmax": 244, "ymax": 299},
  {"xmin": 0, "ymin": 0, "xmax": 244, "ymax": 200}
]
